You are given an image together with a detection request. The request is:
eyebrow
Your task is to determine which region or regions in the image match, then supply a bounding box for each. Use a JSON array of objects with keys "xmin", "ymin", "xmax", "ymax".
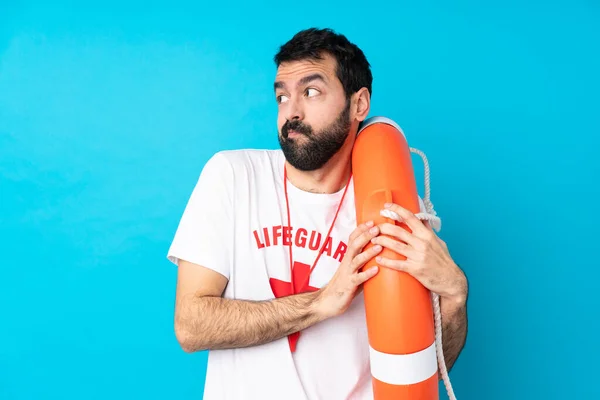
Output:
[{"xmin": 274, "ymin": 73, "xmax": 327, "ymax": 91}]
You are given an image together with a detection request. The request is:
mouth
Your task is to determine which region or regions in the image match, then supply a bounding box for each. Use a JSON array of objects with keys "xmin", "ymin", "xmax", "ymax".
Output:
[{"xmin": 286, "ymin": 129, "xmax": 309, "ymax": 138}]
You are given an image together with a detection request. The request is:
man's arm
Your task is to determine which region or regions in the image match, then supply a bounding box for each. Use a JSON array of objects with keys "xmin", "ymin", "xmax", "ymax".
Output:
[
  {"xmin": 439, "ymin": 294, "xmax": 468, "ymax": 372},
  {"xmin": 174, "ymin": 260, "xmax": 324, "ymax": 352},
  {"xmin": 173, "ymin": 221, "xmax": 383, "ymax": 353}
]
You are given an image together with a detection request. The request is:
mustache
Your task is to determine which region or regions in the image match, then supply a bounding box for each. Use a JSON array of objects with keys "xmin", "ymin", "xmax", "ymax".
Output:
[{"xmin": 281, "ymin": 119, "xmax": 313, "ymax": 139}]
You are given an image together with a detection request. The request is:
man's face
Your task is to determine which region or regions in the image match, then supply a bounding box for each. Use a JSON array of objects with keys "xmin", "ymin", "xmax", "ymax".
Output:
[{"xmin": 274, "ymin": 53, "xmax": 352, "ymax": 171}]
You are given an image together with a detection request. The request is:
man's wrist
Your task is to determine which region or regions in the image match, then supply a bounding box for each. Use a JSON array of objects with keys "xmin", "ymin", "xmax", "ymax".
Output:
[
  {"xmin": 311, "ymin": 289, "xmax": 331, "ymax": 321},
  {"xmin": 443, "ymin": 269, "xmax": 468, "ymax": 314}
]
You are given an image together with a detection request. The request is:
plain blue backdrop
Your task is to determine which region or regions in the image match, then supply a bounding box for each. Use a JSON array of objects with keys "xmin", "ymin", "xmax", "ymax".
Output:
[{"xmin": 1, "ymin": 1, "xmax": 599, "ymax": 399}]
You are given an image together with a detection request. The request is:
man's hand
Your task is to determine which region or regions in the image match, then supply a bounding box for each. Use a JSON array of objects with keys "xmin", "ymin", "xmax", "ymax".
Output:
[
  {"xmin": 371, "ymin": 203, "xmax": 468, "ymax": 307},
  {"xmin": 371, "ymin": 202, "xmax": 469, "ymax": 372},
  {"xmin": 316, "ymin": 221, "xmax": 383, "ymax": 319}
]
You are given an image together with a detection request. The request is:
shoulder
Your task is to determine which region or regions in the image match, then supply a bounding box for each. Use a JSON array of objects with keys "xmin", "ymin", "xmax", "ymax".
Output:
[{"xmin": 206, "ymin": 148, "xmax": 284, "ymax": 177}]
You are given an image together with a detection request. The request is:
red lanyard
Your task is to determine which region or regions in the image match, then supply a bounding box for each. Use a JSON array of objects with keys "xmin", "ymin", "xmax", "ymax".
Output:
[{"xmin": 283, "ymin": 165, "xmax": 352, "ymax": 294}]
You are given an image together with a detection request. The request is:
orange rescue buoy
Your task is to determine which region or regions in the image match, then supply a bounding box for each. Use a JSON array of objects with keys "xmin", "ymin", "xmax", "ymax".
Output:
[{"xmin": 352, "ymin": 116, "xmax": 439, "ymax": 399}]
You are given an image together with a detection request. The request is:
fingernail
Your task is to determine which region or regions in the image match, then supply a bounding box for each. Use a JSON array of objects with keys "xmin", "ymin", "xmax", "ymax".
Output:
[
  {"xmin": 373, "ymin": 245, "xmax": 382, "ymax": 252},
  {"xmin": 370, "ymin": 227, "xmax": 378, "ymax": 234},
  {"xmin": 376, "ymin": 256, "xmax": 383, "ymax": 263},
  {"xmin": 365, "ymin": 220, "xmax": 374, "ymax": 227},
  {"xmin": 384, "ymin": 203, "xmax": 392, "ymax": 208}
]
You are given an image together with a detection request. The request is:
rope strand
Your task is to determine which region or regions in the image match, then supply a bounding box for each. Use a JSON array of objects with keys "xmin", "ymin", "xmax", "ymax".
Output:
[{"xmin": 410, "ymin": 147, "xmax": 457, "ymax": 400}]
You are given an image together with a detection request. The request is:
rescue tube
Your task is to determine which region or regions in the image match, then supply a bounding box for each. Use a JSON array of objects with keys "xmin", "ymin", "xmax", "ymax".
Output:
[{"xmin": 352, "ymin": 116, "xmax": 439, "ymax": 399}]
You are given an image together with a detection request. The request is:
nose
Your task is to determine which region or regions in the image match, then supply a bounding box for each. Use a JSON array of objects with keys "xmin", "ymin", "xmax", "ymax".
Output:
[{"xmin": 283, "ymin": 97, "xmax": 304, "ymax": 122}]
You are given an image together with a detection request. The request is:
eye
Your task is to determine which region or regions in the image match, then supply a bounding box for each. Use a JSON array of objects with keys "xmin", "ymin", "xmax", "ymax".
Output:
[
  {"xmin": 305, "ymin": 88, "xmax": 320, "ymax": 97},
  {"xmin": 277, "ymin": 94, "xmax": 289, "ymax": 104}
]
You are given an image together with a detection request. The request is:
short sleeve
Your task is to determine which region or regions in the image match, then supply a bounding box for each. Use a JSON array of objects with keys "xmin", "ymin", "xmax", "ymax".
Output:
[{"xmin": 166, "ymin": 152, "xmax": 234, "ymax": 280}]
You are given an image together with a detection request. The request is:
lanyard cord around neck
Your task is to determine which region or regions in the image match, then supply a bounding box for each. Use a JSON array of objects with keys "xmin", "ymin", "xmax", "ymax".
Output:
[{"xmin": 283, "ymin": 165, "xmax": 352, "ymax": 294}]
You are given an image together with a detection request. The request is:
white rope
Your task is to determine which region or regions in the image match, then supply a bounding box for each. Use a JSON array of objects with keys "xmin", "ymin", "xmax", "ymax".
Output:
[
  {"xmin": 432, "ymin": 292, "xmax": 455, "ymax": 400},
  {"xmin": 411, "ymin": 147, "xmax": 457, "ymax": 400}
]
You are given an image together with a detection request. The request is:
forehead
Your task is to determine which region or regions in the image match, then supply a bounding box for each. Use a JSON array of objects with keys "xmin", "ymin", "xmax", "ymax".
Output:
[{"xmin": 274, "ymin": 53, "xmax": 338, "ymax": 86}]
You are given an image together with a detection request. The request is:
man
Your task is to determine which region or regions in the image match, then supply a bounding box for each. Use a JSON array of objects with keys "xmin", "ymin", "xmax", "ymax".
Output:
[{"xmin": 167, "ymin": 28, "xmax": 468, "ymax": 400}]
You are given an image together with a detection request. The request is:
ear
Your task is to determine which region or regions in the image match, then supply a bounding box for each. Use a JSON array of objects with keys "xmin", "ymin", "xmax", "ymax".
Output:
[{"xmin": 352, "ymin": 87, "xmax": 371, "ymax": 122}]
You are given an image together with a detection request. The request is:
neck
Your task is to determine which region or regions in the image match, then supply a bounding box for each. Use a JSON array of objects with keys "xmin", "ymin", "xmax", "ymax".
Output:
[{"xmin": 285, "ymin": 147, "xmax": 352, "ymax": 194}]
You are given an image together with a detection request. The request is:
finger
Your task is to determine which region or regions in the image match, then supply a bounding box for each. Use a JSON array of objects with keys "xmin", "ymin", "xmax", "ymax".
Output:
[
  {"xmin": 420, "ymin": 219, "xmax": 441, "ymax": 243},
  {"xmin": 382, "ymin": 203, "xmax": 429, "ymax": 238},
  {"xmin": 376, "ymin": 222, "xmax": 420, "ymax": 247},
  {"xmin": 350, "ymin": 244, "xmax": 382, "ymax": 272},
  {"xmin": 370, "ymin": 235, "xmax": 416, "ymax": 260},
  {"xmin": 349, "ymin": 220, "xmax": 374, "ymax": 243},
  {"xmin": 347, "ymin": 225, "xmax": 380, "ymax": 259},
  {"xmin": 352, "ymin": 266, "xmax": 379, "ymax": 286},
  {"xmin": 376, "ymin": 256, "xmax": 411, "ymax": 273},
  {"xmin": 382, "ymin": 208, "xmax": 437, "ymax": 246},
  {"xmin": 438, "ymin": 238, "xmax": 448, "ymax": 249}
]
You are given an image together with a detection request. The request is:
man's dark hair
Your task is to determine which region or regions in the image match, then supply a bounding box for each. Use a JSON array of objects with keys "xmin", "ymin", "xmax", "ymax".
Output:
[{"xmin": 274, "ymin": 28, "xmax": 373, "ymax": 99}]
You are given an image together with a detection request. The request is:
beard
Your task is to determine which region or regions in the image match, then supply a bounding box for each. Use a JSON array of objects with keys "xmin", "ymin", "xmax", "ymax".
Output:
[{"xmin": 278, "ymin": 101, "xmax": 351, "ymax": 171}]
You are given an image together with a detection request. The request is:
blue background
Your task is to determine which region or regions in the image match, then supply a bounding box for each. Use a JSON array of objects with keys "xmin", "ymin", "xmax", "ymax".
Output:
[{"xmin": 1, "ymin": 1, "xmax": 599, "ymax": 399}]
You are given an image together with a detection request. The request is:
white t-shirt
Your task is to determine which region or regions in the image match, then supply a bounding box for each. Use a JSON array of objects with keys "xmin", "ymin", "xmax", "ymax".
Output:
[{"xmin": 167, "ymin": 149, "xmax": 426, "ymax": 400}]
